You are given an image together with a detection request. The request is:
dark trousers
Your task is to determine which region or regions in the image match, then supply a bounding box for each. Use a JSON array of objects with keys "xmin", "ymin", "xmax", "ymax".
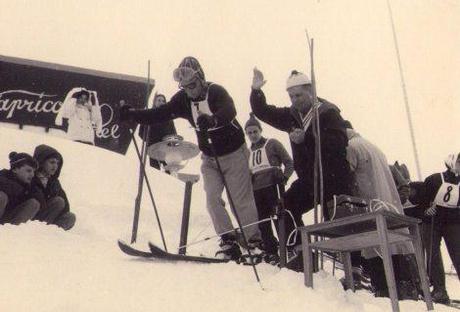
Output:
[
  {"xmin": 422, "ymin": 220, "xmax": 460, "ymax": 291},
  {"xmin": 283, "ymin": 179, "xmax": 335, "ymax": 248},
  {"xmin": 367, "ymin": 255, "xmax": 416, "ymax": 294},
  {"xmin": 283, "ymin": 179, "xmax": 314, "ymax": 245},
  {"xmin": 254, "ymin": 185, "xmax": 279, "ymax": 254}
]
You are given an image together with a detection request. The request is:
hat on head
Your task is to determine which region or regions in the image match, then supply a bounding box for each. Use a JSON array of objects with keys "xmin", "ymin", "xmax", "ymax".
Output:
[
  {"xmin": 173, "ymin": 56, "xmax": 206, "ymax": 87},
  {"xmin": 153, "ymin": 93, "xmax": 167, "ymax": 108},
  {"xmin": 9, "ymin": 152, "xmax": 38, "ymax": 170},
  {"xmin": 245, "ymin": 113, "xmax": 262, "ymax": 130},
  {"xmin": 445, "ymin": 153, "xmax": 460, "ymax": 171},
  {"xmin": 343, "ymin": 120, "xmax": 353, "ymax": 129},
  {"xmin": 286, "ymin": 70, "xmax": 311, "ymax": 90},
  {"xmin": 72, "ymin": 89, "xmax": 90, "ymax": 99}
]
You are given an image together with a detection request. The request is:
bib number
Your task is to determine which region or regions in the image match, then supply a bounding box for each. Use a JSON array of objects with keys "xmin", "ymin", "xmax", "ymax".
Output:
[
  {"xmin": 252, "ymin": 150, "xmax": 262, "ymax": 167},
  {"xmin": 443, "ymin": 186, "xmax": 453, "ymax": 203}
]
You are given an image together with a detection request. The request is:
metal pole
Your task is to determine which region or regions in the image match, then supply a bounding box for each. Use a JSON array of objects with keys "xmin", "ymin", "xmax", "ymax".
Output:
[{"xmin": 386, "ymin": 0, "xmax": 422, "ymax": 180}]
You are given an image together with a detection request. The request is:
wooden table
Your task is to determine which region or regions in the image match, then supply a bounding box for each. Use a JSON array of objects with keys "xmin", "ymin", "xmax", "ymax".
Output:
[{"xmin": 299, "ymin": 210, "xmax": 433, "ymax": 312}]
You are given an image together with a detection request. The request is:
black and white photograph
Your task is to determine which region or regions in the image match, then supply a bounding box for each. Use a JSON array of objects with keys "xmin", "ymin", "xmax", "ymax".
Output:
[{"xmin": 0, "ymin": 1, "xmax": 459, "ymax": 311}]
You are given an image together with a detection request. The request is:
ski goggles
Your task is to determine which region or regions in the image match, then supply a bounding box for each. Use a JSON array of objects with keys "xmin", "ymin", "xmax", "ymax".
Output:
[{"xmin": 173, "ymin": 66, "xmax": 199, "ymax": 87}]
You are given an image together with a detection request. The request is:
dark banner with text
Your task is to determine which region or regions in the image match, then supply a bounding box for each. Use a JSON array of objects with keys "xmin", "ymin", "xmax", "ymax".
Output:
[{"xmin": 0, "ymin": 55, "xmax": 154, "ymax": 154}]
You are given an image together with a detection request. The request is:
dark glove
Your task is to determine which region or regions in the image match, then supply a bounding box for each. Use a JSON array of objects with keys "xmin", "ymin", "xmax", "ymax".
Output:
[
  {"xmin": 398, "ymin": 184, "xmax": 410, "ymax": 205},
  {"xmin": 119, "ymin": 104, "xmax": 134, "ymax": 123},
  {"xmin": 273, "ymin": 168, "xmax": 287, "ymax": 185},
  {"xmin": 196, "ymin": 114, "xmax": 217, "ymax": 131}
]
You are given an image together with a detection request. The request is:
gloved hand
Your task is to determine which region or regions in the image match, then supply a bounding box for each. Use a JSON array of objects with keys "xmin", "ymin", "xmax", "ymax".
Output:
[
  {"xmin": 425, "ymin": 204, "xmax": 437, "ymax": 216},
  {"xmin": 273, "ymin": 168, "xmax": 287, "ymax": 185},
  {"xmin": 398, "ymin": 184, "xmax": 410, "ymax": 205},
  {"xmin": 197, "ymin": 113, "xmax": 217, "ymax": 131},
  {"xmin": 119, "ymin": 104, "xmax": 134, "ymax": 123}
]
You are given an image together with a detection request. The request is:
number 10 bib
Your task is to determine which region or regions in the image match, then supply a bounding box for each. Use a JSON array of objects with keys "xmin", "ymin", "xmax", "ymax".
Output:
[{"xmin": 249, "ymin": 140, "xmax": 272, "ymax": 174}]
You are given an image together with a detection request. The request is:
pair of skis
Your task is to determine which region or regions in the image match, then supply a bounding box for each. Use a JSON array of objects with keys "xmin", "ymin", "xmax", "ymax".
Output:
[{"xmin": 118, "ymin": 240, "xmax": 231, "ymax": 264}]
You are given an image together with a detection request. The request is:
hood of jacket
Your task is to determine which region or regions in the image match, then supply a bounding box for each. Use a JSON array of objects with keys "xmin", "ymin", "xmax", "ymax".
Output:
[{"xmin": 33, "ymin": 145, "xmax": 64, "ymax": 178}]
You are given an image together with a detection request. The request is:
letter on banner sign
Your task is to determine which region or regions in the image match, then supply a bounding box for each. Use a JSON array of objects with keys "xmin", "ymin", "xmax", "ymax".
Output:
[{"xmin": 0, "ymin": 55, "xmax": 154, "ymax": 155}]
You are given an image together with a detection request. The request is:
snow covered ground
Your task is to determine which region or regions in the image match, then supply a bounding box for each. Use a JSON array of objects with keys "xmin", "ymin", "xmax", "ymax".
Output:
[{"xmin": 0, "ymin": 127, "xmax": 458, "ymax": 312}]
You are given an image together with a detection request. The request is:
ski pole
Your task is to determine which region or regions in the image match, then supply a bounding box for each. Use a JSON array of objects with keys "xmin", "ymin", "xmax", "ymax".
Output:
[
  {"xmin": 130, "ymin": 129, "xmax": 168, "ymax": 252},
  {"xmin": 203, "ymin": 129, "xmax": 263, "ymax": 287},
  {"xmin": 276, "ymin": 183, "xmax": 288, "ymax": 268},
  {"xmin": 306, "ymin": 29, "xmax": 325, "ymax": 271},
  {"xmin": 179, "ymin": 217, "xmax": 274, "ymax": 250},
  {"xmin": 428, "ymin": 215, "xmax": 435, "ymax": 279},
  {"xmin": 131, "ymin": 62, "xmax": 151, "ymax": 244}
]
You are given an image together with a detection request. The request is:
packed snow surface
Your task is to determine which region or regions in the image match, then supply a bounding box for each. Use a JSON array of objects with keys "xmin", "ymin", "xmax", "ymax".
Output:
[{"xmin": 0, "ymin": 127, "xmax": 458, "ymax": 312}]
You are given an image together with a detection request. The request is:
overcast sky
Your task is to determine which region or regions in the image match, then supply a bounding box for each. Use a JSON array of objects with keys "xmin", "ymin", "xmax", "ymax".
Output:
[{"xmin": 1, "ymin": 0, "xmax": 458, "ymax": 179}]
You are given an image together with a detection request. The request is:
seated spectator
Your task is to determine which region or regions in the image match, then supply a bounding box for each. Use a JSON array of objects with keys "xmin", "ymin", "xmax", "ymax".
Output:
[
  {"xmin": 0, "ymin": 152, "xmax": 40, "ymax": 225},
  {"xmin": 32, "ymin": 144, "xmax": 76, "ymax": 230}
]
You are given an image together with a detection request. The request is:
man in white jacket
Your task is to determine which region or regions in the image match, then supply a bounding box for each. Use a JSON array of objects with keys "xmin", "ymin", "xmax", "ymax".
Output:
[{"xmin": 56, "ymin": 87, "xmax": 102, "ymax": 145}]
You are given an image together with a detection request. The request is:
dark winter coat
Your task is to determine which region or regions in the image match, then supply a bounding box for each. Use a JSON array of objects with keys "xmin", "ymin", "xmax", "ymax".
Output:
[
  {"xmin": 127, "ymin": 83, "xmax": 245, "ymax": 157},
  {"xmin": 0, "ymin": 169, "xmax": 36, "ymax": 215},
  {"xmin": 250, "ymin": 89, "xmax": 352, "ymax": 199},
  {"xmin": 31, "ymin": 145, "xmax": 70, "ymax": 214},
  {"xmin": 420, "ymin": 170, "xmax": 460, "ymax": 224}
]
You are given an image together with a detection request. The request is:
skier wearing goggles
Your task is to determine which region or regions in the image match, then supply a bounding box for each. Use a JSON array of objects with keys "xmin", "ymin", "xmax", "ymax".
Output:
[{"xmin": 120, "ymin": 57, "xmax": 262, "ymax": 261}]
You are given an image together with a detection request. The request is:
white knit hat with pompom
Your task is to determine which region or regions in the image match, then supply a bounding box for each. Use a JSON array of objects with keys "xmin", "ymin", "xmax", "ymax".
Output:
[{"xmin": 286, "ymin": 70, "xmax": 311, "ymax": 90}]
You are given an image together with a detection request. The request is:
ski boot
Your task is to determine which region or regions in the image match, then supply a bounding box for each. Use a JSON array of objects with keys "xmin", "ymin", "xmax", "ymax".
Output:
[
  {"xmin": 263, "ymin": 252, "xmax": 280, "ymax": 266},
  {"xmin": 215, "ymin": 236, "xmax": 242, "ymax": 261},
  {"xmin": 431, "ymin": 289, "xmax": 450, "ymax": 304}
]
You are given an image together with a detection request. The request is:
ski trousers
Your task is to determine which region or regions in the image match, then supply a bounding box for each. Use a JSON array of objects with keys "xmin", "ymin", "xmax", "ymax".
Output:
[{"xmin": 201, "ymin": 145, "xmax": 261, "ymax": 242}]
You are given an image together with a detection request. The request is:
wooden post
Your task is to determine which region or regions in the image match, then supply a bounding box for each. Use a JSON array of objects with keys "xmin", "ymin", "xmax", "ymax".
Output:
[
  {"xmin": 178, "ymin": 181, "xmax": 193, "ymax": 255},
  {"xmin": 376, "ymin": 214, "xmax": 400, "ymax": 312},
  {"xmin": 342, "ymin": 252, "xmax": 355, "ymax": 292},
  {"xmin": 301, "ymin": 230, "xmax": 314, "ymax": 287},
  {"xmin": 409, "ymin": 224, "xmax": 434, "ymax": 311}
]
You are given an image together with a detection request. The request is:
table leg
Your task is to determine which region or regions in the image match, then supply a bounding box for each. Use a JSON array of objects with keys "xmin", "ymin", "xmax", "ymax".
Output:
[
  {"xmin": 409, "ymin": 224, "xmax": 434, "ymax": 311},
  {"xmin": 342, "ymin": 252, "xmax": 355, "ymax": 292},
  {"xmin": 178, "ymin": 181, "xmax": 193, "ymax": 255},
  {"xmin": 376, "ymin": 215, "xmax": 400, "ymax": 312},
  {"xmin": 301, "ymin": 230, "xmax": 314, "ymax": 288}
]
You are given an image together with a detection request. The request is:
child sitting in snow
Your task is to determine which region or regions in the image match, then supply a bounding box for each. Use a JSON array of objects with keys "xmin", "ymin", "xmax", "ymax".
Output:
[
  {"xmin": 0, "ymin": 152, "xmax": 40, "ymax": 225},
  {"xmin": 31, "ymin": 144, "xmax": 76, "ymax": 231}
]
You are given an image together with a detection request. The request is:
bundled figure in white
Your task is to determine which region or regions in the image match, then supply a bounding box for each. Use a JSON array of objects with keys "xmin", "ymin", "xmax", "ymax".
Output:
[
  {"xmin": 55, "ymin": 87, "xmax": 102, "ymax": 145},
  {"xmin": 344, "ymin": 121, "xmax": 417, "ymax": 299}
]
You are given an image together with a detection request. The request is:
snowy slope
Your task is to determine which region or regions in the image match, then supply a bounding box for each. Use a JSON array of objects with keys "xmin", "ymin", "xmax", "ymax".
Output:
[{"xmin": 0, "ymin": 127, "xmax": 458, "ymax": 312}]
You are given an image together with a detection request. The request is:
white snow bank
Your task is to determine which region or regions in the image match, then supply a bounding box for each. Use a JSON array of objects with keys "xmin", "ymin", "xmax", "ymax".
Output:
[{"xmin": 0, "ymin": 127, "xmax": 458, "ymax": 312}]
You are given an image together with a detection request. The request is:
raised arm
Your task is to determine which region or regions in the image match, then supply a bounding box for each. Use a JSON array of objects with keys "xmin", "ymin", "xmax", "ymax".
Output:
[
  {"xmin": 90, "ymin": 91, "xmax": 103, "ymax": 134},
  {"xmin": 249, "ymin": 68, "xmax": 292, "ymax": 132},
  {"xmin": 56, "ymin": 87, "xmax": 81, "ymax": 126}
]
